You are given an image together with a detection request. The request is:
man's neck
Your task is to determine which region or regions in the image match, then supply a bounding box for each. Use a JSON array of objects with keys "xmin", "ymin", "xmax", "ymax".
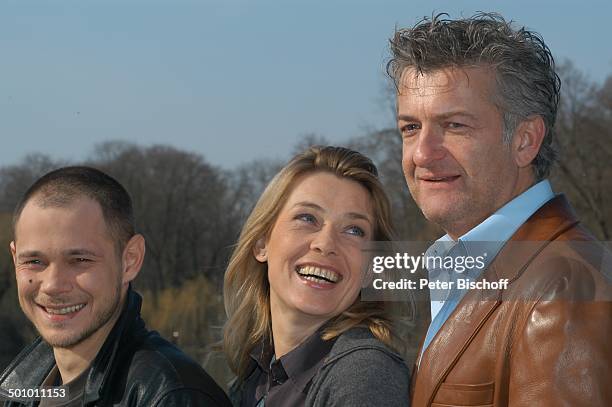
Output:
[{"xmin": 446, "ymin": 175, "xmax": 538, "ymax": 240}]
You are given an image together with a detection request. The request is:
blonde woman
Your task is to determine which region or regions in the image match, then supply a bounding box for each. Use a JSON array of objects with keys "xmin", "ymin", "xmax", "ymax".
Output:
[{"xmin": 224, "ymin": 146, "xmax": 410, "ymax": 406}]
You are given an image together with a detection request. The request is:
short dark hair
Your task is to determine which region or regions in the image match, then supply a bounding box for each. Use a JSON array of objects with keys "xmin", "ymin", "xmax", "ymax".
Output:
[
  {"xmin": 13, "ymin": 166, "xmax": 135, "ymax": 252},
  {"xmin": 387, "ymin": 12, "xmax": 561, "ymax": 180}
]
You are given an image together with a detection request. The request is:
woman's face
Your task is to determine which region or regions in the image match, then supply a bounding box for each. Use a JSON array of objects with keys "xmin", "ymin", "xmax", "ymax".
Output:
[{"xmin": 256, "ymin": 171, "xmax": 375, "ymax": 325}]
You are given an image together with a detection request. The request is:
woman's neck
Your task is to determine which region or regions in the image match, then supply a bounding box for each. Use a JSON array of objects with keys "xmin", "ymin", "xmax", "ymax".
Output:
[{"xmin": 270, "ymin": 298, "xmax": 329, "ymax": 358}]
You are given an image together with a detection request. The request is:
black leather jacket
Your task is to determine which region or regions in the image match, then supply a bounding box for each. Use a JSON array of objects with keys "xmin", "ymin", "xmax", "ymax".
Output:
[{"xmin": 0, "ymin": 289, "xmax": 231, "ymax": 407}]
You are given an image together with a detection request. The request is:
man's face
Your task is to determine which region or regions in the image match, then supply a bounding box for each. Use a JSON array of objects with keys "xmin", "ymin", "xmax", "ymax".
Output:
[
  {"xmin": 397, "ymin": 66, "xmax": 525, "ymax": 238},
  {"xmin": 11, "ymin": 197, "xmax": 126, "ymax": 349}
]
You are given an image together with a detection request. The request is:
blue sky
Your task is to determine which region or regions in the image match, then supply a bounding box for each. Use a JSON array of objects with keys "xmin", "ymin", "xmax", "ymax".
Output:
[{"xmin": 1, "ymin": 0, "xmax": 611, "ymax": 169}]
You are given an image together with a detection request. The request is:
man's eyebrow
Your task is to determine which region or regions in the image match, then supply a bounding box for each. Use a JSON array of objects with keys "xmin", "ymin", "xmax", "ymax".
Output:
[
  {"xmin": 436, "ymin": 111, "xmax": 479, "ymax": 121},
  {"xmin": 17, "ymin": 250, "xmax": 44, "ymax": 260},
  {"xmin": 63, "ymin": 248, "xmax": 102, "ymax": 257},
  {"xmin": 17, "ymin": 249, "xmax": 103, "ymax": 260},
  {"xmin": 397, "ymin": 111, "xmax": 479, "ymax": 122},
  {"xmin": 397, "ymin": 114, "xmax": 419, "ymax": 122}
]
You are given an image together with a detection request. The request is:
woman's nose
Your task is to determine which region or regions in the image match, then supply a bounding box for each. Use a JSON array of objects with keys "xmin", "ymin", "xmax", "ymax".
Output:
[{"xmin": 310, "ymin": 225, "xmax": 338, "ymax": 256}]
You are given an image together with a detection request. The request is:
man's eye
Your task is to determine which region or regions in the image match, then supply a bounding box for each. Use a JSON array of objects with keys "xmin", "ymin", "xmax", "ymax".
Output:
[
  {"xmin": 399, "ymin": 123, "xmax": 420, "ymax": 136},
  {"xmin": 24, "ymin": 259, "xmax": 42, "ymax": 265},
  {"xmin": 346, "ymin": 226, "xmax": 366, "ymax": 237},
  {"xmin": 75, "ymin": 258, "xmax": 92, "ymax": 263},
  {"xmin": 448, "ymin": 122, "xmax": 466, "ymax": 129}
]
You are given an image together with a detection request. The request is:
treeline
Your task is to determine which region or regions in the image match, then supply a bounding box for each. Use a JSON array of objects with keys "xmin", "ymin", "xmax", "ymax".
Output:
[{"xmin": 0, "ymin": 64, "xmax": 610, "ymax": 383}]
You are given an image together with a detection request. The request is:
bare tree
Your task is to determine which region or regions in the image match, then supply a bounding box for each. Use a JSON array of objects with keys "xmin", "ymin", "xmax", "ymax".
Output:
[
  {"xmin": 0, "ymin": 154, "xmax": 65, "ymax": 213},
  {"xmin": 88, "ymin": 144, "xmax": 237, "ymax": 294},
  {"xmin": 552, "ymin": 62, "xmax": 612, "ymax": 239}
]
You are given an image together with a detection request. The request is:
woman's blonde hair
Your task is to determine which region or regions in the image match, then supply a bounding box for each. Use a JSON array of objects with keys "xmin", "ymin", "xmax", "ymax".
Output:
[{"xmin": 223, "ymin": 146, "xmax": 395, "ymax": 378}]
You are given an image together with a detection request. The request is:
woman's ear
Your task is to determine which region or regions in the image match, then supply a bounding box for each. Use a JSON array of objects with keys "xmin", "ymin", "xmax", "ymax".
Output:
[{"xmin": 253, "ymin": 238, "xmax": 268, "ymax": 263}]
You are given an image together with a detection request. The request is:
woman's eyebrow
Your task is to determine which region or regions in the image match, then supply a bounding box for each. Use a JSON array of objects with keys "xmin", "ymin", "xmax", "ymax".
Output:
[
  {"xmin": 292, "ymin": 201, "xmax": 324, "ymax": 211},
  {"xmin": 345, "ymin": 212, "xmax": 373, "ymax": 225},
  {"xmin": 292, "ymin": 201, "xmax": 372, "ymax": 225}
]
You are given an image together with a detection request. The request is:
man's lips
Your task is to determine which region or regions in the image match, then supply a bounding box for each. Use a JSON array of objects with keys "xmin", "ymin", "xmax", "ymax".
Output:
[
  {"xmin": 418, "ymin": 175, "xmax": 461, "ymax": 183},
  {"xmin": 36, "ymin": 302, "xmax": 87, "ymax": 321}
]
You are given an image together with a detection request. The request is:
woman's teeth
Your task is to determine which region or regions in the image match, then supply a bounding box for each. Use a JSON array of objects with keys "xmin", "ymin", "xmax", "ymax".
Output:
[{"xmin": 296, "ymin": 266, "xmax": 340, "ymax": 283}]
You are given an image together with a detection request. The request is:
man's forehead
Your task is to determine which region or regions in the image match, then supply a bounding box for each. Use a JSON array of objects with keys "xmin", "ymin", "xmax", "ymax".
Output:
[
  {"xmin": 15, "ymin": 195, "xmax": 107, "ymax": 239},
  {"xmin": 22, "ymin": 194, "xmax": 101, "ymax": 219},
  {"xmin": 397, "ymin": 66, "xmax": 496, "ymax": 97}
]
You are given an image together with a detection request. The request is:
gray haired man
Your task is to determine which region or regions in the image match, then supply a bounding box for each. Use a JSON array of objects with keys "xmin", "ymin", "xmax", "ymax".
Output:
[{"xmin": 388, "ymin": 13, "xmax": 612, "ymax": 406}]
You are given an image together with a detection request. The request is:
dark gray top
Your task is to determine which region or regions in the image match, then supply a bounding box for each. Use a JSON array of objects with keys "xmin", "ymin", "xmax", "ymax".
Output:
[
  {"xmin": 38, "ymin": 366, "xmax": 86, "ymax": 407},
  {"xmin": 232, "ymin": 327, "xmax": 410, "ymax": 407},
  {"xmin": 306, "ymin": 327, "xmax": 411, "ymax": 407}
]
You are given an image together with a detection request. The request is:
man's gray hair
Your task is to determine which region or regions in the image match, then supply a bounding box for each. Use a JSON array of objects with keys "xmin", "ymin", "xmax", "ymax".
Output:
[{"xmin": 387, "ymin": 13, "xmax": 561, "ymax": 180}]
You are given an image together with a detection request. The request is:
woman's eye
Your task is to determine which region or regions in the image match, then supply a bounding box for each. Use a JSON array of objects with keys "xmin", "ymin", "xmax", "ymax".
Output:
[
  {"xmin": 296, "ymin": 213, "xmax": 317, "ymax": 224},
  {"xmin": 346, "ymin": 225, "xmax": 366, "ymax": 237}
]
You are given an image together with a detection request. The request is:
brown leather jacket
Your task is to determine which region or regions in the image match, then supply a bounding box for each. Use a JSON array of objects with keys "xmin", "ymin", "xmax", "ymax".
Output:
[{"xmin": 412, "ymin": 195, "xmax": 612, "ymax": 407}]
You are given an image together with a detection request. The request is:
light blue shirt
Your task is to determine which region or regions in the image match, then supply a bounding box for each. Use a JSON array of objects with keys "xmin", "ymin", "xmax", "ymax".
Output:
[{"xmin": 420, "ymin": 180, "xmax": 555, "ymax": 358}]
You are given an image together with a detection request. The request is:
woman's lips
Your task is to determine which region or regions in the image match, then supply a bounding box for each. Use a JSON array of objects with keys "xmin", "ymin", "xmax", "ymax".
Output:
[
  {"xmin": 296, "ymin": 265, "xmax": 341, "ymax": 283},
  {"xmin": 294, "ymin": 264, "xmax": 342, "ymax": 289}
]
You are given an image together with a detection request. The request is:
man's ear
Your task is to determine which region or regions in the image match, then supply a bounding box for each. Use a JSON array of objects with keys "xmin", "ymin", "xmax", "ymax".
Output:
[
  {"xmin": 9, "ymin": 241, "xmax": 16, "ymax": 266},
  {"xmin": 512, "ymin": 115, "xmax": 546, "ymax": 168},
  {"xmin": 253, "ymin": 238, "xmax": 268, "ymax": 263},
  {"xmin": 121, "ymin": 234, "xmax": 146, "ymax": 284}
]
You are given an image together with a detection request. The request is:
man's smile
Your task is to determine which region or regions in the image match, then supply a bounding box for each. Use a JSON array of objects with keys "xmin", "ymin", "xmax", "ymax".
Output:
[
  {"xmin": 35, "ymin": 301, "xmax": 87, "ymax": 322},
  {"xmin": 417, "ymin": 174, "xmax": 461, "ymax": 187}
]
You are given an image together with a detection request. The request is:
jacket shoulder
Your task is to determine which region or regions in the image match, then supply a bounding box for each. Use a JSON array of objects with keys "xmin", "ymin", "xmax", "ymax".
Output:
[
  {"xmin": 496, "ymin": 196, "xmax": 611, "ymax": 299},
  {"xmin": 117, "ymin": 332, "xmax": 230, "ymax": 406}
]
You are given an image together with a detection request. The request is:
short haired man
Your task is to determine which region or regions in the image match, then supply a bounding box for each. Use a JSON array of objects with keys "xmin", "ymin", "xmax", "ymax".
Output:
[
  {"xmin": 388, "ymin": 13, "xmax": 612, "ymax": 406},
  {"xmin": 0, "ymin": 167, "xmax": 231, "ymax": 406}
]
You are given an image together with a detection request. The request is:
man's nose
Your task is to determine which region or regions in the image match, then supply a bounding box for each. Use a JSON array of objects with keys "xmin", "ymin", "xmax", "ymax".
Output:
[
  {"xmin": 39, "ymin": 263, "xmax": 73, "ymax": 295},
  {"xmin": 412, "ymin": 126, "xmax": 446, "ymax": 167},
  {"xmin": 310, "ymin": 225, "xmax": 338, "ymax": 256}
]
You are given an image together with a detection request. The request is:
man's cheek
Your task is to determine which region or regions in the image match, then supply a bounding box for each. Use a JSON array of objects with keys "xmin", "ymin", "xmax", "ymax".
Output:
[{"xmin": 401, "ymin": 159, "xmax": 416, "ymax": 183}]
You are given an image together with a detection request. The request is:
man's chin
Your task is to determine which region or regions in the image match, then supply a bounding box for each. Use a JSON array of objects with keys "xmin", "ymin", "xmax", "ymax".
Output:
[
  {"xmin": 421, "ymin": 207, "xmax": 470, "ymax": 231},
  {"xmin": 41, "ymin": 329, "xmax": 94, "ymax": 349},
  {"xmin": 421, "ymin": 208, "xmax": 458, "ymax": 224}
]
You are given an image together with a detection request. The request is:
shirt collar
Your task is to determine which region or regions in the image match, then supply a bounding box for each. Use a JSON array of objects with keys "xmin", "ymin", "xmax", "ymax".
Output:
[
  {"xmin": 458, "ymin": 179, "xmax": 554, "ymax": 244},
  {"xmin": 249, "ymin": 327, "xmax": 336, "ymax": 393}
]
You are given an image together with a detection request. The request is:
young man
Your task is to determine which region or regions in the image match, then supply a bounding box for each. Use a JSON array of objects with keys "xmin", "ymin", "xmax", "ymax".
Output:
[
  {"xmin": 0, "ymin": 167, "xmax": 231, "ymax": 406},
  {"xmin": 388, "ymin": 13, "xmax": 612, "ymax": 406}
]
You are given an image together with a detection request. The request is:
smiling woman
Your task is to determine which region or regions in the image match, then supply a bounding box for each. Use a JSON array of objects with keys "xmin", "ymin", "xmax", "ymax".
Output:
[{"xmin": 223, "ymin": 146, "xmax": 411, "ymax": 407}]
